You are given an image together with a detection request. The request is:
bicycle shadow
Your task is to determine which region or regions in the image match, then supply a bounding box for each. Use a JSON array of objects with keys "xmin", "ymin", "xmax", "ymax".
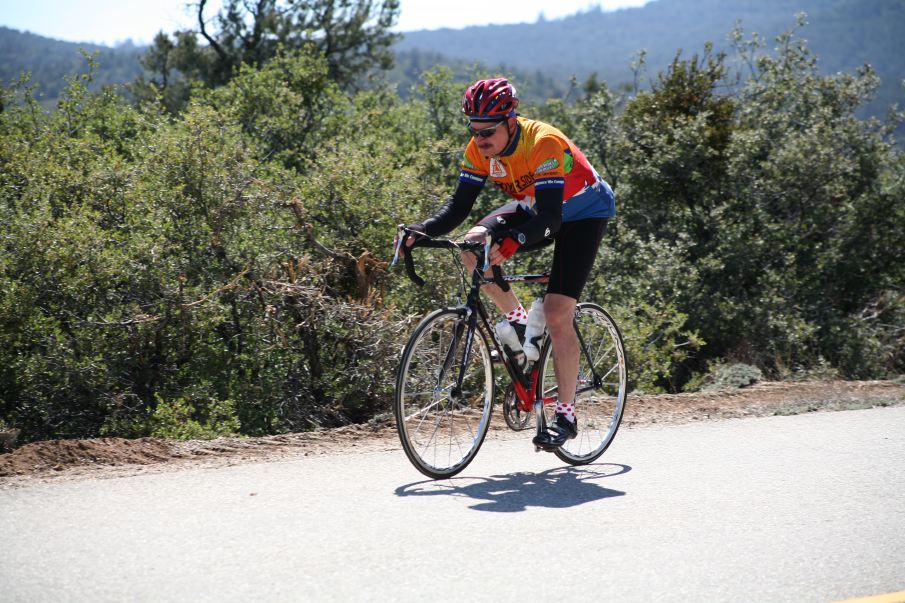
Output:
[{"xmin": 394, "ymin": 463, "xmax": 630, "ymax": 513}]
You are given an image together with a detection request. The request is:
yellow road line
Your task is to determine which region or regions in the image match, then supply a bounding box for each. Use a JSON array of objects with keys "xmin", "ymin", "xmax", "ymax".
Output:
[{"xmin": 832, "ymin": 591, "xmax": 905, "ymax": 603}]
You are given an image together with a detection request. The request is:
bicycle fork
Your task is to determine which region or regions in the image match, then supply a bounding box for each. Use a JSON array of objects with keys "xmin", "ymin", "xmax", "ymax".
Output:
[{"xmin": 442, "ymin": 311, "xmax": 476, "ymax": 401}]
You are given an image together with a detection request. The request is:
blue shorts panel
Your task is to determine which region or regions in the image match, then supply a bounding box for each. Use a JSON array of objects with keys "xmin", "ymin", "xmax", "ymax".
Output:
[{"xmin": 563, "ymin": 177, "xmax": 616, "ymax": 221}]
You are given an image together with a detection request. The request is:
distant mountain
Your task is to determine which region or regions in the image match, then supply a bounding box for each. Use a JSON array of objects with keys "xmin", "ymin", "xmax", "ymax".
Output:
[
  {"xmin": 395, "ymin": 0, "xmax": 905, "ymax": 118},
  {"xmin": 2, "ymin": 0, "xmax": 902, "ymax": 122},
  {"xmin": 0, "ymin": 26, "xmax": 143, "ymax": 102}
]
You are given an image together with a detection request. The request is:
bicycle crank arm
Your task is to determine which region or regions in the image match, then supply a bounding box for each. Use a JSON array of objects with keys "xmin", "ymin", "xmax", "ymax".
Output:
[{"xmin": 533, "ymin": 399, "xmax": 547, "ymax": 451}]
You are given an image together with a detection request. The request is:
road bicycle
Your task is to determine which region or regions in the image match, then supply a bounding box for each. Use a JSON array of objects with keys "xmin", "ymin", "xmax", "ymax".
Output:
[{"xmin": 391, "ymin": 227, "xmax": 628, "ymax": 479}]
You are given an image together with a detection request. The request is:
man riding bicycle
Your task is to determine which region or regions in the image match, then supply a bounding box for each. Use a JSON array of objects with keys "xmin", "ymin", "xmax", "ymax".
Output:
[{"xmin": 400, "ymin": 77, "xmax": 615, "ymax": 450}]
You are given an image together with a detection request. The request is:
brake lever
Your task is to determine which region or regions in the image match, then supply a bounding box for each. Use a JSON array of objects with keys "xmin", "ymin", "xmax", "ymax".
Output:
[
  {"xmin": 391, "ymin": 224, "xmax": 405, "ymax": 267},
  {"xmin": 482, "ymin": 233, "xmax": 511, "ymax": 292}
]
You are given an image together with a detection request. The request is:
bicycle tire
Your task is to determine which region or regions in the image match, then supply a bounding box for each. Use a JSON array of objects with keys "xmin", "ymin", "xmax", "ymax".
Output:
[
  {"xmin": 394, "ymin": 308, "xmax": 495, "ymax": 479},
  {"xmin": 536, "ymin": 302, "xmax": 627, "ymax": 465}
]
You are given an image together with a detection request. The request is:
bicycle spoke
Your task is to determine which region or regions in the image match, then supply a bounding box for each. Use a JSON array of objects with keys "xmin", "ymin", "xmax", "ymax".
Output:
[
  {"xmin": 537, "ymin": 303, "xmax": 627, "ymax": 465},
  {"xmin": 412, "ymin": 406, "xmax": 445, "ymax": 448},
  {"xmin": 395, "ymin": 309, "xmax": 494, "ymax": 479},
  {"xmin": 403, "ymin": 395, "xmax": 443, "ymax": 420},
  {"xmin": 597, "ymin": 358, "xmax": 618, "ymax": 380}
]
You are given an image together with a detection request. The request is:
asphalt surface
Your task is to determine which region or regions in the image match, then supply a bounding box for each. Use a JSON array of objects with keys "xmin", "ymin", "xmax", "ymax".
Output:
[{"xmin": 2, "ymin": 406, "xmax": 904, "ymax": 602}]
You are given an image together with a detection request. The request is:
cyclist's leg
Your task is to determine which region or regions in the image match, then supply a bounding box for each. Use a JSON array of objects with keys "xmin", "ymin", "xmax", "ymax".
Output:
[
  {"xmin": 544, "ymin": 292, "xmax": 580, "ymax": 405},
  {"xmin": 536, "ymin": 218, "xmax": 608, "ymax": 445},
  {"xmin": 460, "ymin": 202, "xmax": 536, "ymax": 314},
  {"xmin": 461, "ymin": 226, "xmax": 521, "ymax": 313}
]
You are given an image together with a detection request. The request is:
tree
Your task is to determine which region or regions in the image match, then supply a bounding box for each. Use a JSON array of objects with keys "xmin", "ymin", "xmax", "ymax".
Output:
[
  {"xmin": 142, "ymin": 0, "xmax": 399, "ymax": 95},
  {"xmin": 130, "ymin": 31, "xmax": 201, "ymax": 112}
]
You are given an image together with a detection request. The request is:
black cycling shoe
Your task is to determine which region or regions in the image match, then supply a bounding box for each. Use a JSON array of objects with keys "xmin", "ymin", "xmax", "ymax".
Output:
[{"xmin": 532, "ymin": 412, "xmax": 578, "ymax": 450}]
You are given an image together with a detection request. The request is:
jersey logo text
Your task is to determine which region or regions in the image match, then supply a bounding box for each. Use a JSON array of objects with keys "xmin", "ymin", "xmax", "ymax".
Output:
[
  {"xmin": 535, "ymin": 158, "xmax": 559, "ymax": 173},
  {"xmin": 489, "ymin": 158, "xmax": 507, "ymax": 178}
]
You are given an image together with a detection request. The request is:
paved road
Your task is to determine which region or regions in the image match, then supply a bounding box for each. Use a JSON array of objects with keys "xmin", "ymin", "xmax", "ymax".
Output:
[{"xmin": 2, "ymin": 406, "xmax": 904, "ymax": 602}]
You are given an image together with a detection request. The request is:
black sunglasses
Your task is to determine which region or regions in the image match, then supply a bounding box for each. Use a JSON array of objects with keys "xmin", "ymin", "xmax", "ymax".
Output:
[{"xmin": 467, "ymin": 120, "xmax": 507, "ymax": 138}]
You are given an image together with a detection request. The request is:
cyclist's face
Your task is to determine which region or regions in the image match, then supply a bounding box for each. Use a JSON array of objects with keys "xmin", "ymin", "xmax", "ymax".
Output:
[{"xmin": 470, "ymin": 119, "xmax": 511, "ymax": 156}]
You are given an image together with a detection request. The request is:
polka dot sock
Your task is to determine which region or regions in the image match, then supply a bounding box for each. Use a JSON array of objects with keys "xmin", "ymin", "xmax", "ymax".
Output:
[
  {"xmin": 555, "ymin": 400, "xmax": 576, "ymax": 423},
  {"xmin": 505, "ymin": 304, "xmax": 528, "ymax": 326}
]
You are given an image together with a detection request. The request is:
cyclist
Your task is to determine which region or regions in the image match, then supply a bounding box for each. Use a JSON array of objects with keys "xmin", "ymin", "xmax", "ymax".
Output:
[{"xmin": 400, "ymin": 77, "xmax": 615, "ymax": 450}]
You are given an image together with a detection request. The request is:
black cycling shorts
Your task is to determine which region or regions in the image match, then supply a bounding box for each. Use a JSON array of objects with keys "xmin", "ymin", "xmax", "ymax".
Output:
[{"xmin": 476, "ymin": 201, "xmax": 608, "ymax": 301}]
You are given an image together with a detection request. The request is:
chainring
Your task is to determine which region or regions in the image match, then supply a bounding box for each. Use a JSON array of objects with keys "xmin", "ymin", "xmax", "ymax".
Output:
[{"xmin": 502, "ymin": 384, "xmax": 533, "ymax": 431}]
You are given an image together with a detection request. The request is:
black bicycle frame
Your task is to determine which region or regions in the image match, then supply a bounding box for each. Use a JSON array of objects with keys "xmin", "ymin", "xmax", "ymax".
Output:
[
  {"xmin": 574, "ymin": 316, "xmax": 604, "ymax": 393},
  {"xmin": 394, "ymin": 228, "xmax": 600, "ymax": 404},
  {"xmin": 453, "ymin": 268, "xmax": 509, "ymax": 396}
]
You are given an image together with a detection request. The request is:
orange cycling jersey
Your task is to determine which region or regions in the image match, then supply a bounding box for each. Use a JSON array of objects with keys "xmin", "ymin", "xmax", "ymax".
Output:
[{"xmin": 458, "ymin": 116, "xmax": 615, "ymax": 221}]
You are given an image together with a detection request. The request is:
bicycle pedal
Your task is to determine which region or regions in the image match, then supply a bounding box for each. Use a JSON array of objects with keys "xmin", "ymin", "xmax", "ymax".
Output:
[{"xmin": 532, "ymin": 434, "xmax": 560, "ymax": 452}]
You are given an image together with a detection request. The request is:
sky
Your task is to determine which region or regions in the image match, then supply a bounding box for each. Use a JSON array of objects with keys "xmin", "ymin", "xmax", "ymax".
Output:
[{"xmin": 0, "ymin": 0, "xmax": 651, "ymax": 46}]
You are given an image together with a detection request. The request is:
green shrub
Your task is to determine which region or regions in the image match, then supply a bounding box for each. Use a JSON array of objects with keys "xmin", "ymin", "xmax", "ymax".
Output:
[
  {"xmin": 1, "ymin": 19, "xmax": 903, "ymax": 444},
  {"xmin": 148, "ymin": 394, "xmax": 241, "ymax": 440},
  {"xmin": 699, "ymin": 362, "xmax": 764, "ymax": 392}
]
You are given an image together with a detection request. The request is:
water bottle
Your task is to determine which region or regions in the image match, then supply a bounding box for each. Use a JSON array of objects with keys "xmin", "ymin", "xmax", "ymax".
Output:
[
  {"xmin": 522, "ymin": 299, "xmax": 546, "ymax": 362},
  {"xmin": 495, "ymin": 319, "xmax": 526, "ymax": 369}
]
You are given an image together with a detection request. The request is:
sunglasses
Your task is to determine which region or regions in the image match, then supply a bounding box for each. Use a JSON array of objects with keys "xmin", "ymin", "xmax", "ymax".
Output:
[{"xmin": 467, "ymin": 120, "xmax": 507, "ymax": 138}]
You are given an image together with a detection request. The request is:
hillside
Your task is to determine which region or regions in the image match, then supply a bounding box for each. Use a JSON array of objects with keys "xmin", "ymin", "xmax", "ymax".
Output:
[
  {"xmin": 2, "ymin": 0, "xmax": 903, "ymax": 119},
  {"xmin": 1, "ymin": 1, "xmax": 903, "ymax": 447},
  {"xmin": 395, "ymin": 0, "xmax": 905, "ymax": 117},
  {"xmin": 0, "ymin": 26, "xmax": 143, "ymax": 101}
]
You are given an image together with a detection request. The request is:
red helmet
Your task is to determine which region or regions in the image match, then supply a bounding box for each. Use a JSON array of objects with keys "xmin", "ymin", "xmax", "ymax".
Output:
[{"xmin": 462, "ymin": 78, "xmax": 519, "ymax": 121}]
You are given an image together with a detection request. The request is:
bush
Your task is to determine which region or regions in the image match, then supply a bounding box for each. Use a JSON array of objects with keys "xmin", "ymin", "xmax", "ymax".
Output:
[
  {"xmin": 148, "ymin": 394, "xmax": 241, "ymax": 440},
  {"xmin": 1, "ymin": 20, "xmax": 903, "ymax": 445},
  {"xmin": 0, "ymin": 56, "xmax": 419, "ymax": 442},
  {"xmin": 699, "ymin": 362, "xmax": 764, "ymax": 392},
  {"xmin": 580, "ymin": 21, "xmax": 904, "ymax": 385}
]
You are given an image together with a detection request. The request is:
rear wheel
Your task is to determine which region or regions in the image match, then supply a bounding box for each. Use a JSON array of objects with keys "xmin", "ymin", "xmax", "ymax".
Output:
[
  {"xmin": 536, "ymin": 303, "xmax": 627, "ymax": 465},
  {"xmin": 394, "ymin": 308, "xmax": 495, "ymax": 479}
]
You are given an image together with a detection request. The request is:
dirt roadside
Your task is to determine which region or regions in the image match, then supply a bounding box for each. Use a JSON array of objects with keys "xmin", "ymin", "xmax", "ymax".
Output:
[{"xmin": 1, "ymin": 379, "xmax": 902, "ymax": 488}]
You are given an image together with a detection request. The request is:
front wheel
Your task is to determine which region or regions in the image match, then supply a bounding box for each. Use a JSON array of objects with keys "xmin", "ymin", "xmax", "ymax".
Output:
[
  {"xmin": 394, "ymin": 308, "xmax": 495, "ymax": 479},
  {"xmin": 536, "ymin": 302, "xmax": 627, "ymax": 465}
]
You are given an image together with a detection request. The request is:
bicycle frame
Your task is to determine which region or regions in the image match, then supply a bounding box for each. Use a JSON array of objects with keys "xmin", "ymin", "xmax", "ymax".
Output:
[
  {"xmin": 393, "ymin": 228, "xmax": 605, "ymax": 425},
  {"xmin": 393, "ymin": 227, "xmax": 627, "ymax": 475},
  {"xmin": 474, "ymin": 277, "xmax": 616, "ymax": 451},
  {"xmin": 467, "ymin": 272, "xmax": 547, "ymax": 414}
]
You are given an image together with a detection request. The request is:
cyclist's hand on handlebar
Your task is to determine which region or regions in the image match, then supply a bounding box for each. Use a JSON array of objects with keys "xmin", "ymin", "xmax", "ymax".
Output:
[
  {"xmin": 393, "ymin": 223, "xmax": 428, "ymax": 249},
  {"xmin": 490, "ymin": 230, "xmax": 521, "ymax": 265}
]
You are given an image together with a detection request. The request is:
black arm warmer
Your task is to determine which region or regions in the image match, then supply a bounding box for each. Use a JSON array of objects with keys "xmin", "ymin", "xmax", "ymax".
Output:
[
  {"xmin": 517, "ymin": 186, "xmax": 563, "ymax": 246},
  {"xmin": 421, "ymin": 181, "xmax": 483, "ymax": 236}
]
